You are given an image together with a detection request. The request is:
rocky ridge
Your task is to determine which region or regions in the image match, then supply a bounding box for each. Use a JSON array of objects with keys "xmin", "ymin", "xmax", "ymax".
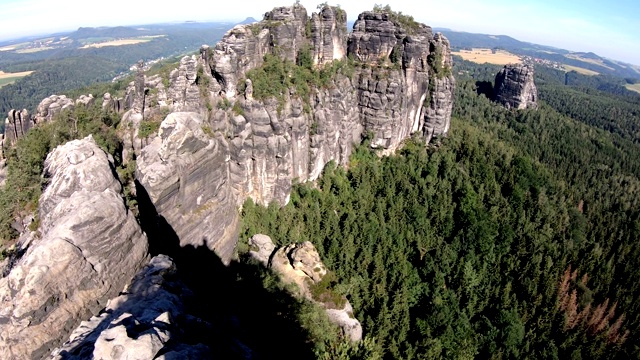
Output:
[
  {"xmin": 249, "ymin": 234, "xmax": 363, "ymax": 342},
  {"xmin": 0, "ymin": 136, "xmax": 148, "ymax": 360},
  {"xmin": 494, "ymin": 63, "xmax": 538, "ymax": 110}
]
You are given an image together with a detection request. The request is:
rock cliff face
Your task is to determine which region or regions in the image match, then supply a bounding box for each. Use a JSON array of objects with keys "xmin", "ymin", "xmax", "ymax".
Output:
[
  {"xmin": 136, "ymin": 112, "xmax": 238, "ymax": 263},
  {"xmin": 494, "ymin": 64, "xmax": 538, "ymax": 110},
  {"xmin": 0, "ymin": 136, "xmax": 148, "ymax": 360},
  {"xmin": 3, "ymin": 109, "xmax": 33, "ymax": 149},
  {"xmin": 49, "ymin": 255, "xmax": 212, "ymax": 360},
  {"xmin": 249, "ymin": 234, "xmax": 363, "ymax": 342},
  {"xmin": 134, "ymin": 5, "xmax": 455, "ymax": 262}
]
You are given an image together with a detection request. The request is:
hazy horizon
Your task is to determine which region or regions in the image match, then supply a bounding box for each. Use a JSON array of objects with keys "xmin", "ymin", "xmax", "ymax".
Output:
[{"xmin": 1, "ymin": 0, "xmax": 638, "ymax": 66}]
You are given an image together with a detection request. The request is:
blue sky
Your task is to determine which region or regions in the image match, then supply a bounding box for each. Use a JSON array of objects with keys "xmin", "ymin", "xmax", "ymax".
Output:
[{"xmin": 1, "ymin": 0, "xmax": 638, "ymax": 65}]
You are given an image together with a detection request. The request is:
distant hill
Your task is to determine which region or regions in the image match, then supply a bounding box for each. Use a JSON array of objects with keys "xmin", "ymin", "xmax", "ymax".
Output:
[
  {"xmin": 435, "ymin": 28, "xmax": 640, "ymax": 80},
  {"xmin": 237, "ymin": 17, "xmax": 258, "ymax": 25}
]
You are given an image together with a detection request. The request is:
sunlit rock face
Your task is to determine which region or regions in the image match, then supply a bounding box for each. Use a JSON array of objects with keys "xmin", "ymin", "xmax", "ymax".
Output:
[{"xmin": 0, "ymin": 136, "xmax": 148, "ymax": 360}]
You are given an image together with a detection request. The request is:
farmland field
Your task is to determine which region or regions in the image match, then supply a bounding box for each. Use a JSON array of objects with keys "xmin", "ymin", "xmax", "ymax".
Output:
[
  {"xmin": 563, "ymin": 65, "xmax": 599, "ymax": 76},
  {"xmin": 79, "ymin": 35, "xmax": 165, "ymax": 49},
  {"xmin": 452, "ymin": 48, "xmax": 521, "ymax": 65},
  {"xmin": 625, "ymin": 83, "xmax": 640, "ymax": 94},
  {"xmin": 0, "ymin": 71, "xmax": 34, "ymax": 88}
]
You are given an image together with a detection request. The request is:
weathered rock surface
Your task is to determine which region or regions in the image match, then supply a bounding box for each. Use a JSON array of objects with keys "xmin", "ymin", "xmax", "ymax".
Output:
[
  {"xmin": 136, "ymin": 112, "xmax": 238, "ymax": 263},
  {"xmin": 249, "ymin": 234, "xmax": 363, "ymax": 342},
  {"xmin": 248, "ymin": 234, "xmax": 276, "ymax": 266},
  {"xmin": 2, "ymin": 109, "xmax": 33, "ymax": 149},
  {"xmin": 101, "ymin": 92, "xmax": 124, "ymax": 113},
  {"xmin": 49, "ymin": 255, "xmax": 213, "ymax": 360},
  {"xmin": 494, "ymin": 63, "xmax": 538, "ymax": 110},
  {"xmin": 310, "ymin": 6, "xmax": 347, "ymax": 66},
  {"xmin": 35, "ymin": 94, "xmax": 75, "ymax": 123},
  {"xmin": 167, "ymin": 55, "xmax": 203, "ymax": 112},
  {"xmin": 0, "ymin": 136, "xmax": 148, "ymax": 360}
]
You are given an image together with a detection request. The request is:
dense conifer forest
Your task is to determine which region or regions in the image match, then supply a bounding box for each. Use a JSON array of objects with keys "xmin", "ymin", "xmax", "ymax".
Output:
[{"xmin": 240, "ymin": 61, "xmax": 640, "ymax": 358}]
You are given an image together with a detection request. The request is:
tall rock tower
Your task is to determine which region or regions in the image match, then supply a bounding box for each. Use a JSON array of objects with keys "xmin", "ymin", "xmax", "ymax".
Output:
[{"xmin": 494, "ymin": 64, "xmax": 538, "ymax": 110}]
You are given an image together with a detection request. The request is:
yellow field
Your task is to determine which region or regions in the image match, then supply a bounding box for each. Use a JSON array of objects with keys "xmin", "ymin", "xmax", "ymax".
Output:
[
  {"xmin": 79, "ymin": 35, "xmax": 164, "ymax": 49},
  {"xmin": 625, "ymin": 83, "xmax": 640, "ymax": 94},
  {"xmin": 80, "ymin": 38, "xmax": 151, "ymax": 49},
  {"xmin": 0, "ymin": 71, "xmax": 34, "ymax": 79},
  {"xmin": 452, "ymin": 48, "xmax": 521, "ymax": 65},
  {"xmin": 16, "ymin": 47, "xmax": 54, "ymax": 53},
  {"xmin": 0, "ymin": 71, "xmax": 34, "ymax": 88},
  {"xmin": 563, "ymin": 65, "xmax": 599, "ymax": 76}
]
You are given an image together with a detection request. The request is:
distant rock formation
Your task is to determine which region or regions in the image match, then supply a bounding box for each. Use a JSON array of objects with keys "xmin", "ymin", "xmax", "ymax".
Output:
[
  {"xmin": 249, "ymin": 234, "xmax": 363, "ymax": 342},
  {"xmin": 3, "ymin": 109, "xmax": 33, "ymax": 149},
  {"xmin": 50, "ymin": 255, "xmax": 212, "ymax": 360},
  {"xmin": 35, "ymin": 94, "xmax": 75, "ymax": 123},
  {"xmin": 494, "ymin": 64, "xmax": 538, "ymax": 110},
  {"xmin": 0, "ymin": 136, "xmax": 148, "ymax": 360}
]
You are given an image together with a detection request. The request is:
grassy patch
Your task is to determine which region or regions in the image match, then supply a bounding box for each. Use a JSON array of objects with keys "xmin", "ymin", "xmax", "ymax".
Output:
[
  {"xmin": 625, "ymin": 83, "xmax": 640, "ymax": 94},
  {"xmin": 563, "ymin": 65, "xmax": 599, "ymax": 76}
]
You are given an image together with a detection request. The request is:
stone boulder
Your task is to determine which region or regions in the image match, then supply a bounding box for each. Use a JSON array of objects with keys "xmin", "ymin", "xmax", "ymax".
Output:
[
  {"xmin": 494, "ymin": 63, "xmax": 538, "ymax": 110},
  {"xmin": 248, "ymin": 234, "xmax": 276, "ymax": 266},
  {"xmin": 49, "ymin": 255, "xmax": 212, "ymax": 360},
  {"xmin": 0, "ymin": 136, "xmax": 149, "ymax": 360},
  {"xmin": 249, "ymin": 235, "xmax": 362, "ymax": 342}
]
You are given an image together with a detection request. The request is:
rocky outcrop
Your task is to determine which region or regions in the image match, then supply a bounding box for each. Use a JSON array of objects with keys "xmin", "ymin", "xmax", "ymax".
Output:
[
  {"xmin": 248, "ymin": 234, "xmax": 363, "ymax": 342},
  {"xmin": 494, "ymin": 63, "xmax": 538, "ymax": 110},
  {"xmin": 35, "ymin": 94, "xmax": 75, "ymax": 123},
  {"xmin": 423, "ymin": 33, "xmax": 455, "ymax": 143},
  {"xmin": 167, "ymin": 55, "xmax": 203, "ymax": 112},
  {"xmin": 310, "ymin": 6, "xmax": 347, "ymax": 67},
  {"xmin": 101, "ymin": 92, "xmax": 124, "ymax": 113},
  {"xmin": 0, "ymin": 136, "xmax": 148, "ymax": 360},
  {"xmin": 75, "ymin": 94, "xmax": 94, "ymax": 107},
  {"xmin": 49, "ymin": 255, "xmax": 212, "ymax": 360},
  {"xmin": 3, "ymin": 109, "xmax": 33, "ymax": 148},
  {"xmin": 136, "ymin": 112, "xmax": 238, "ymax": 263}
]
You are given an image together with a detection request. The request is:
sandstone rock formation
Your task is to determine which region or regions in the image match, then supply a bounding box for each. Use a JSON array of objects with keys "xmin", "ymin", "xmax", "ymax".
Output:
[
  {"xmin": 0, "ymin": 136, "xmax": 148, "ymax": 360},
  {"xmin": 494, "ymin": 63, "xmax": 538, "ymax": 110},
  {"xmin": 101, "ymin": 92, "xmax": 124, "ymax": 113},
  {"xmin": 2, "ymin": 109, "xmax": 33, "ymax": 148},
  {"xmin": 49, "ymin": 255, "xmax": 212, "ymax": 360},
  {"xmin": 35, "ymin": 94, "xmax": 75, "ymax": 123},
  {"xmin": 132, "ymin": 4, "xmax": 455, "ymax": 262},
  {"xmin": 136, "ymin": 112, "xmax": 238, "ymax": 263},
  {"xmin": 249, "ymin": 234, "xmax": 363, "ymax": 342}
]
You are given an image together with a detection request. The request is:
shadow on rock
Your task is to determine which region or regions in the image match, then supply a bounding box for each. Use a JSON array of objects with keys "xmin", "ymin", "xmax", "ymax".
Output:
[{"xmin": 52, "ymin": 181, "xmax": 320, "ymax": 359}]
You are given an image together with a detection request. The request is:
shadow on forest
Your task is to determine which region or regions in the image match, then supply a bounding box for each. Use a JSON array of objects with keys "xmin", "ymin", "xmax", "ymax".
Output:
[
  {"xmin": 135, "ymin": 180, "xmax": 318, "ymax": 359},
  {"xmin": 54, "ymin": 183, "xmax": 317, "ymax": 359},
  {"xmin": 475, "ymin": 80, "xmax": 494, "ymax": 99}
]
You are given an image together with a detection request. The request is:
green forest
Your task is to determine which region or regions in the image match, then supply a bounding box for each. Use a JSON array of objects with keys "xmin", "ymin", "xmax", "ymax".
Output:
[{"xmin": 240, "ymin": 61, "xmax": 640, "ymax": 358}]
